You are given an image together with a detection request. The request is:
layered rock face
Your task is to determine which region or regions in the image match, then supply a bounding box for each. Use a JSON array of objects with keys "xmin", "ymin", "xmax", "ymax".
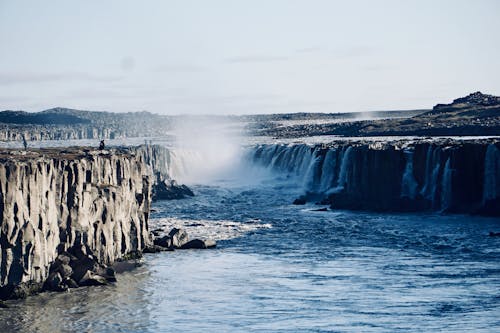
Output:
[
  {"xmin": 249, "ymin": 139, "xmax": 500, "ymax": 215},
  {"xmin": 0, "ymin": 147, "xmax": 152, "ymax": 299}
]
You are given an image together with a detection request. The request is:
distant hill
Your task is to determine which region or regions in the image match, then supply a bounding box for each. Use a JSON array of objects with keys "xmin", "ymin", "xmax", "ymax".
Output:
[
  {"xmin": 0, "ymin": 110, "xmax": 90, "ymax": 125},
  {"xmin": 0, "ymin": 107, "xmax": 172, "ymax": 141},
  {"xmin": 251, "ymin": 92, "xmax": 500, "ymax": 138}
]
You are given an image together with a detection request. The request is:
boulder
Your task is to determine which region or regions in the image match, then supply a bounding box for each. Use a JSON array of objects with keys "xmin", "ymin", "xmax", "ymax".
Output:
[
  {"xmin": 180, "ymin": 239, "xmax": 217, "ymax": 249},
  {"xmin": 70, "ymin": 256, "xmax": 99, "ymax": 283},
  {"xmin": 144, "ymin": 245, "xmax": 173, "ymax": 253},
  {"xmin": 168, "ymin": 228, "xmax": 189, "ymax": 248},
  {"xmin": 79, "ymin": 271, "xmax": 108, "ymax": 286},
  {"xmin": 57, "ymin": 264, "xmax": 73, "ymax": 278},
  {"xmin": 153, "ymin": 235, "xmax": 173, "ymax": 248},
  {"xmin": 153, "ymin": 179, "xmax": 195, "ymax": 201},
  {"xmin": 293, "ymin": 197, "xmax": 306, "ymax": 205},
  {"xmin": 46, "ymin": 272, "xmax": 65, "ymax": 291}
]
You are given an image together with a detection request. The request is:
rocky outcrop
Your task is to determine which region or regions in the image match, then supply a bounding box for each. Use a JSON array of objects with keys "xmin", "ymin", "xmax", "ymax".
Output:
[
  {"xmin": 249, "ymin": 139, "xmax": 500, "ymax": 215},
  {"xmin": 152, "ymin": 227, "xmax": 216, "ymax": 251},
  {"xmin": 132, "ymin": 144, "xmax": 195, "ymax": 201},
  {"xmin": 0, "ymin": 147, "xmax": 152, "ymax": 299}
]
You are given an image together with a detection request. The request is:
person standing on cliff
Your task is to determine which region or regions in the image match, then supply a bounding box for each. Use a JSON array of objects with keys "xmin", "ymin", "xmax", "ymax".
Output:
[
  {"xmin": 22, "ymin": 134, "xmax": 28, "ymax": 150},
  {"xmin": 99, "ymin": 139, "xmax": 105, "ymax": 150}
]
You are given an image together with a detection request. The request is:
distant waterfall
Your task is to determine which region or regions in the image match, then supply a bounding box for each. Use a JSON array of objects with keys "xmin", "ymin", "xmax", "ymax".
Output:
[
  {"xmin": 333, "ymin": 146, "xmax": 353, "ymax": 193},
  {"xmin": 440, "ymin": 157, "xmax": 452, "ymax": 210},
  {"xmin": 247, "ymin": 141, "xmax": 500, "ymax": 215},
  {"xmin": 302, "ymin": 150, "xmax": 324, "ymax": 191},
  {"xmin": 318, "ymin": 149, "xmax": 338, "ymax": 192},
  {"xmin": 420, "ymin": 145, "xmax": 441, "ymax": 205},
  {"xmin": 483, "ymin": 144, "xmax": 500, "ymax": 204},
  {"xmin": 401, "ymin": 150, "xmax": 418, "ymax": 199}
]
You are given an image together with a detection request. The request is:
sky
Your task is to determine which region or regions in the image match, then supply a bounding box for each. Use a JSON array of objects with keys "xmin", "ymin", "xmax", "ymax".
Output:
[{"xmin": 0, "ymin": 0, "xmax": 499, "ymax": 115}]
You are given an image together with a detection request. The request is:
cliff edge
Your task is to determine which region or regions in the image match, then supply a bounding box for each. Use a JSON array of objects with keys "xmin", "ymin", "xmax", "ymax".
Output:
[{"xmin": 0, "ymin": 147, "xmax": 152, "ymax": 299}]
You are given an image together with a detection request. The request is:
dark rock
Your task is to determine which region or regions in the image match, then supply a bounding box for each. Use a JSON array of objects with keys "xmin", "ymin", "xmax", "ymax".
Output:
[
  {"xmin": 0, "ymin": 282, "xmax": 43, "ymax": 300},
  {"xmin": 168, "ymin": 228, "xmax": 189, "ymax": 248},
  {"xmin": 55, "ymin": 252, "xmax": 72, "ymax": 265},
  {"xmin": 112, "ymin": 261, "xmax": 143, "ymax": 274},
  {"xmin": 180, "ymin": 239, "xmax": 217, "ymax": 249},
  {"xmin": 489, "ymin": 231, "xmax": 500, "ymax": 237},
  {"xmin": 70, "ymin": 255, "xmax": 99, "ymax": 283},
  {"xmin": 119, "ymin": 251, "xmax": 143, "ymax": 261},
  {"xmin": 79, "ymin": 271, "xmax": 108, "ymax": 286},
  {"xmin": 57, "ymin": 264, "xmax": 73, "ymax": 278},
  {"xmin": 143, "ymin": 245, "xmax": 172, "ymax": 253},
  {"xmin": 46, "ymin": 272, "xmax": 65, "ymax": 291},
  {"xmin": 153, "ymin": 179, "xmax": 194, "ymax": 201},
  {"xmin": 0, "ymin": 301, "xmax": 9, "ymax": 308},
  {"xmin": 65, "ymin": 278, "xmax": 79, "ymax": 289},
  {"xmin": 154, "ymin": 235, "xmax": 172, "ymax": 248},
  {"xmin": 293, "ymin": 197, "xmax": 307, "ymax": 205}
]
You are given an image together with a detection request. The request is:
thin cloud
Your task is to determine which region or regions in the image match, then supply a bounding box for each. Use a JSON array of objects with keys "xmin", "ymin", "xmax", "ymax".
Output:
[
  {"xmin": 295, "ymin": 46, "xmax": 325, "ymax": 53},
  {"xmin": 224, "ymin": 55, "xmax": 289, "ymax": 64},
  {"xmin": 0, "ymin": 72, "xmax": 124, "ymax": 85},
  {"xmin": 152, "ymin": 64, "xmax": 206, "ymax": 73}
]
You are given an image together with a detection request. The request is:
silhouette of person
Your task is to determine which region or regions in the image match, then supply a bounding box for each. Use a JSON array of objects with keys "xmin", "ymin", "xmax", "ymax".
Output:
[{"xmin": 99, "ymin": 140, "xmax": 105, "ymax": 150}]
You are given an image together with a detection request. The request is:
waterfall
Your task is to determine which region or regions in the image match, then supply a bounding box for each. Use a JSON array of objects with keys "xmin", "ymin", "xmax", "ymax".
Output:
[
  {"xmin": 302, "ymin": 147, "xmax": 324, "ymax": 191},
  {"xmin": 440, "ymin": 157, "xmax": 452, "ymax": 210},
  {"xmin": 483, "ymin": 144, "xmax": 500, "ymax": 204},
  {"xmin": 401, "ymin": 150, "xmax": 418, "ymax": 199},
  {"xmin": 420, "ymin": 145, "xmax": 441, "ymax": 204},
  {"xmin": 319, "ymin": 149, "xmax": 337, "ymax": 193},
  {"xmin": 329, "ymin": 146, "xmax": 353, "ymax": 193}
]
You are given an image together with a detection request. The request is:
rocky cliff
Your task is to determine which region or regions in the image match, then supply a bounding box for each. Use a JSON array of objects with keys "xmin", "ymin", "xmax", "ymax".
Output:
[
  {"xmin": 249, "ymin": 139, "xmax": 500, "ymax": 215},
  {"xmin": 0, "ymin": 147, "xmax": 152, "ymax": 299}
]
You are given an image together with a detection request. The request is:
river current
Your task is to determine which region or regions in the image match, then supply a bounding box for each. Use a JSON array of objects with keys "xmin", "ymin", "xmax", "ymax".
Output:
[{"xmin": 0, "ymin": 136, "xmax": 499, "ymax": 332}]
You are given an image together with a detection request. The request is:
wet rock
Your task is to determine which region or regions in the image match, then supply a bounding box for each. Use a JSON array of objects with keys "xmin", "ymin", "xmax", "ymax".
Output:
[
  {"xmin": 70, "ymin": 256, "xmax": 99, "ymax": 283},
  {"xmin": 153, "ymin": 179, "xmax": 194, "ymax": 201},
  {"xmin": 46, "ymin": 272, "xmax": 65, "ymax": 291},
  {"xmin": 168, "ymin": 228, "xmax": 190, "ymax": 248},
  {"xmin": 293, "ymin": 197, "xmax": 307, "ymax": 205},
  {"xmin": 143, "ymin": 245, "xmax": 173, "ymax": 253},
  {"xmin": 180, "ymin": 239, "xmax": 217, "ymax": 249},
  {"xmin": 154, "ymin": 235, "xmax": 173, "ymax": 248},
  {"xmin": 312, "ymin": 207, "xmax": 328, "ymax": 212},
  {"xmin": 489, "ymin": 231, "xmax": 500, "ymax": 237},
  {"xmin": 79, "ymin": 271, "xmax": 108, "ymax": 286},
  {"xmin": 65, "ymin": 278, "xmax": 79, "ymax": 289},
  {"xmin": 57, "ymin": 264, "xmax": 73, "ymax": 278}
]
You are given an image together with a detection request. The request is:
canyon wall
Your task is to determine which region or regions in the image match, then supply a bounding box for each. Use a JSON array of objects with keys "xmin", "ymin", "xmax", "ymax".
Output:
[
  {"xmin": 249, "ymin": 140, "xmax": 500, "ymax": 215},
  {"xmin": 0, "ymin": 147, "xmax": 152, "ymax": 299}
]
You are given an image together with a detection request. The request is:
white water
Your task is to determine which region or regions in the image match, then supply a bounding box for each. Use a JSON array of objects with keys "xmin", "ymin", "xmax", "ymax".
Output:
[{"xmin": 401, "ymin": 150, "xmax": 418, "ymax": 199}]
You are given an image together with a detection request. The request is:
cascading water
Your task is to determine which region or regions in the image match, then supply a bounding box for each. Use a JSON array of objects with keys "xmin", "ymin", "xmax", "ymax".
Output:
[
  {"xmin": 440, "ymin": 157, "xmax": 453, "ymax": 211},
  {"xmin": 318, "ymin": 149, "xmax": 338, "ymax": 193},
  {"xmin": 331, "ymin": 146, "xmax": 353, "ymax": 193},
  {"xmin": 401, "ymin": 150, "xmax": 418, "ymax": 200},
  {"xmin": 302, "ymin": 148, "xmax": 324, "ymax": 191},
  {"xmin": 420, "ymin": 145, "xmax": 441, "ymax": 205}
]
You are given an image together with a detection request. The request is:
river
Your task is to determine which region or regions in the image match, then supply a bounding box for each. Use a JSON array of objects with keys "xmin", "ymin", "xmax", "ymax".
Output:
[{"xmin": 1, "ymin": 156, "xmax": 499, "ymax": 332}]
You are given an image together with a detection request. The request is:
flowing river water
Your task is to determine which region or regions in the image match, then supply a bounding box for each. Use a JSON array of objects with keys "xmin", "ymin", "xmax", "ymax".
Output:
[{"xmin": 0, "ymin": 135, "xmax": 499, "ymax": 332}]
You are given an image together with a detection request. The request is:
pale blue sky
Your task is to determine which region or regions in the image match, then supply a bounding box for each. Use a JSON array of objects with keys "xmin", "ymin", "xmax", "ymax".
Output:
[{"xmin": 0, "ymin": 0, "xmax": 499, "ymax": 114}]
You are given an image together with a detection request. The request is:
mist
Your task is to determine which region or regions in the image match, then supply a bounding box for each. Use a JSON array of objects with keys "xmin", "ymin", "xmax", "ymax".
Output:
[{"xmin": 168, "ymin": 116, "xmax": 246, "ymax": 184}]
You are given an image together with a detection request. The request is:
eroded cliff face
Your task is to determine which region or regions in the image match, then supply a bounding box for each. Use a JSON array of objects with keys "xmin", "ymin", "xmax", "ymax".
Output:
[
  {"xmin": 249, "ymin": 139, "xmax": 500, "ymax": 215},
  {"xmin": 0, "ymin": 148, "xmax": 152, "ymax": 299}
]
